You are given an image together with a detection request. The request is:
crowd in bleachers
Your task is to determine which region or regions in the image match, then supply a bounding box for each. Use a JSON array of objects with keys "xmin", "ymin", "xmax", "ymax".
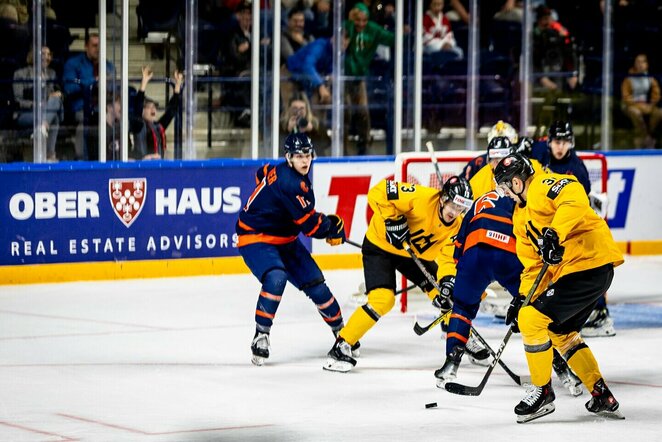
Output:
[{"xmin": 0, "ymin": 0, "xmax": 661, "ymax": 162}]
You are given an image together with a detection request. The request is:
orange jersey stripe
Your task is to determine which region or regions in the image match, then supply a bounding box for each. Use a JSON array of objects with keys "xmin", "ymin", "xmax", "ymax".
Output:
[
  {"xmin": 294, "ymin": 210, "xmax": 316, "ymax": 225},
  {"xmin": 306, "ymin": 215, "xmax": 323, "ymax": 237},
  {"xmin": 238, "ymin": 233, "xmax": 297, "ymax": 247},
  {"xmin": 317, "ymin": 297, "xmax": 336, "ymax": 310},
  {"xmin": 472, "ymin": 212, "xmax": 513, "ymax": 225},
  {"xmin": 237, "ymin": 219, "xmax": 255, "ymax": 232},
  {"xmin": 447, "ymin": 332, "xmax": 468, "ymax": 343},
  {"xmin": 256, "ymin": 310, "xmax": 275, "ymax": 319},
  {"xmin": 323, "ymin": 311, "xmax": 342, "ymax": 323},
  {"xmin": 260, "ymin": 290, "xmax": 282, "ymax": 301},
  {"xmin": 450, "ymin": 313, "xmax": 471, "ymax": 325}
]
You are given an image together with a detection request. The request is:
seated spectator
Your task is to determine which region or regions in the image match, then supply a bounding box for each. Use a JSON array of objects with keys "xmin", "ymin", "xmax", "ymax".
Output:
[
  {"xmin": 63, "ymin": 32, "xmax": 115, "ymax": 160},
  {"xmin": 13, "ymin": 46, "xmax": 63, "ymax": 161},
  {"xmin": 130, "ymin": 65, "xmax": 183, "ymax": 160},
  {"xmin": 281, "ymin": 7, "xmax": 313, "ymax": 66},
  {"xmin": 423, "ymin": 0, "xmax": 463, "ymax": 59},
  {"xmin": 620, "ymin": 53, "xmax": 662, "ymax": 149},
  {"xmin": 0, "ymin": 3, "xmax": 18, "ymax": 22}
]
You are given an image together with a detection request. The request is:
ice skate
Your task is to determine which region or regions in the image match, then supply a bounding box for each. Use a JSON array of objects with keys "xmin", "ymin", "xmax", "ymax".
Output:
[
  {"xmin": 434, "ymin": 346, "xmax": 463, "ymax": 388},
  {"xmin": 581, "ymin": 307, "xmax": 616, "ymax": 337},
  {"xmin": 552, "ymin": 352, "xmax": 583, "ymax": 396},
  {"xmin": 585, "ymin": 378, "xmax": 625, "ymax": 419},
  {"xmin": 334, "ymin": 331, "xmax": 361, "ymax": 358},
  {"xmin": 323, "ymin": 338, "xmax": 357, "ymax": 373},
  {"xmin": 465, "ymin": 333, "xmax": 491, "ymax": 366},
  {"xmin": 251, "ymin": 332, "xmax": 270, "ymax": 366},
  {"xmin": 515, "ymin": 381, "xmax": 556, "ymax": 423}
]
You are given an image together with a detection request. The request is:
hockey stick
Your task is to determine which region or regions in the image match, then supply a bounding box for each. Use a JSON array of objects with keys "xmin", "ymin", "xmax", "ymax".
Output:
[
  {"xmin": 445, "ymin": 263, "xmax": 550, "ymax": 396},
  {"xmin": 413, "ymin": 310, "xmax": 450, "ymax": 335},
  {"xmin": 425, "ymin": 141, "xmax": 445, "ymax": 186},
  {"xmin": 344, "ymin": 239, "xmax": 363, "ymax": 249}
]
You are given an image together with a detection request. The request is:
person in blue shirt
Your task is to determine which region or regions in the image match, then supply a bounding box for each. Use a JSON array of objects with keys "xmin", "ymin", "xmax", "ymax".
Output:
[
  {"xmin": 63, "ymin": 33, "xmax": 115, "ymax": 160},
  {"xmin": 236, "ymin": 133, "xmax": 349, "ymax": 366},
  {"xmin": 530, "ymin": 120, "xmax": 614, "ymax": 337}
]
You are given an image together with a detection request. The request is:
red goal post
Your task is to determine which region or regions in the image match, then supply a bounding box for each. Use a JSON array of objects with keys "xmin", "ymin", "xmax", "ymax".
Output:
[{"xmin": 393, "ymin": 150, "xmax": 608, "ymax": 313}]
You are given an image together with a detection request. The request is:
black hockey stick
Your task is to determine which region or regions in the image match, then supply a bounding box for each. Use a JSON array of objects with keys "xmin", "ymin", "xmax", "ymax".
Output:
[
  {"xmin": 445, "ymin": 263, "xmax": 550, "ymax": 396},
  {"xmin": 413, "ymin": 305, "xmax": 526, "ymax": 385}
]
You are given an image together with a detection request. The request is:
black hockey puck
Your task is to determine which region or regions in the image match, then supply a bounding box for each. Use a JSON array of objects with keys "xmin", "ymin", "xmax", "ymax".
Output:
[{"xmin": 425, "ymin": 402, "xmax": 438, "ymax": 409}]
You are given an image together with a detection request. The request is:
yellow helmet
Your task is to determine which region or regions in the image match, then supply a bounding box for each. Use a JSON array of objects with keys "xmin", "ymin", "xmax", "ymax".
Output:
[{"xmin": 487, "ymin": 120, "xmax": 518, "ymax": 144}]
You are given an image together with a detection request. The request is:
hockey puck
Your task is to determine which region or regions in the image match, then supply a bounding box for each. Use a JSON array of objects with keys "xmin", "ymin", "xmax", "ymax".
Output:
[{"xmin": 425, "ymin": 402, "xmax": 438, "ymax": 409}]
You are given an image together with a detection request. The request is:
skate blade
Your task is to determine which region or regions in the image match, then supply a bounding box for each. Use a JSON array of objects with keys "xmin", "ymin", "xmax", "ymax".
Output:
[
  {"xmin": 468, "ymin": 355, "xmax": 492, "ymax": 367},
  {"xmin": 592, "ymin": 409, "xmax": 625, "ymax": 420},
  {"xmin": 517, "ymin": 403, "xmax": 555, "ymax": 423},
  {"xmin": 251, "ymin": 355, "xmax": 265, "ymax": 366},
  {"xmin": 581, "ymin": 327, "xmax": 616, "ymax": 338},
  {"xmin": 323, "ymin": 358, "xmax": 354, "ymax": 373},
  {"xmin": 435, "ymin": 376, "xmax": 455, "ymax": 389},
  {"xmin": 567, "ymin": 385, "xmax": 583, "ymax": 397}
]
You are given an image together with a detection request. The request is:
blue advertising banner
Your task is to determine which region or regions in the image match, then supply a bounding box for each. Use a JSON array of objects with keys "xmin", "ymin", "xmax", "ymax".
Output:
[{"xmin": 0, "ymin": 160, "xmax": 274, "ymax": 265}]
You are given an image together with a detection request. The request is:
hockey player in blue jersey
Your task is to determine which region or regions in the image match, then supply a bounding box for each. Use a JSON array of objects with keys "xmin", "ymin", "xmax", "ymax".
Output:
[
  {"xmin": 532, "ymin": 121, "xmax": 614, "ymax": 337},
  {"xmin": 434, "ymin": 189, "xmax": 583, "ymax": 396},
  {"xmin": 236, "ymin": 133, "xmax": 348, "ymax": 366}
]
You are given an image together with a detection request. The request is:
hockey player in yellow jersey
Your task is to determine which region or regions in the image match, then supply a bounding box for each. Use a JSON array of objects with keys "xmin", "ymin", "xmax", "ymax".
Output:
[
  {"xmin": 469, "ymin": 136, "xmax": 547, "ymax": 199},
  {"xmin": 493, "ymin": 153, "xmax": 624, "ymax": 423},
  {"xmin": 323, "ymin": 176, "xmax": 473, "ymax": 372}
]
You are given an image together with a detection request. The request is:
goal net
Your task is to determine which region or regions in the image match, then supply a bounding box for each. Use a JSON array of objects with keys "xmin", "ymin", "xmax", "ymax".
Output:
[{"xmin": 393, "ymin": 149, "xmax": 608, "ymax": 313}]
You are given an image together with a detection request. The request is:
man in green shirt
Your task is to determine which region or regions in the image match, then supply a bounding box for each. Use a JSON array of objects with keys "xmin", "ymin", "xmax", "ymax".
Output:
[{"xmin": 344, "ymin": 3, "xmax": 395, "ymax": 155}]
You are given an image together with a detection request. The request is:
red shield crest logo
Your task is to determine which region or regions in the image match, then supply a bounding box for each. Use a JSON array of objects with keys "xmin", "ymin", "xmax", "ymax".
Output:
[{"xmin": 109, "ymin": 178, "xmax": 147, "ymax": 227}]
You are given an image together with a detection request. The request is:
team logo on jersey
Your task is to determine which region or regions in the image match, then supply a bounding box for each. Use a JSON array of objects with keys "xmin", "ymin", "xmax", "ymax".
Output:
[
  {"xmin": 545, "ymin": 288, "xmax": 555, "ymax": 297},
  {"xmin": 546, "ymin": 178, "xmax": 576, "ymax": 200},
  {"xmin": 386, "ymin": 180, "xmax": 399, "ymax": 200},
  {"xmin": 109, "ymin": 178, "xmax": 147, "ymax": 227},
  {"xmin": 300, "ymin": 181, "xmax": 309, "ymax": 193}
]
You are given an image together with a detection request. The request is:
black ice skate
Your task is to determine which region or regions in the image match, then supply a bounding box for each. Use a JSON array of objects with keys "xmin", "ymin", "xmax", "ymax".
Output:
[
  {"xmin": 581, "ymin": 307, "xmax": 616, "ymax": 337},
  {"xmin": 515, "ymin": 381, "xmax": 556, "ymax": 423},
  {"xmin": 334, "ymin": 331, "xmax": 361, "ymax": 358},
  {"xmin": 251, "ymin": 332, "xmax": 270, "ymax": 366},
  {"xmin": 465, "ymin": 333, "xmax": 491, "ymax": 366},
  {"xmin": 323, "ymin": 337, "xmax": 357, "ymax": 373},
  {"xmin": 585, "ymin": 378, "xmax": 625, "ymax": 419},
  {"xmin": 552, "ymin": 351, "xmax": 583, "ymax": 396},
  {"xmin": 434, "ymin": 346, "xmax": 464, "ymax": 388}
]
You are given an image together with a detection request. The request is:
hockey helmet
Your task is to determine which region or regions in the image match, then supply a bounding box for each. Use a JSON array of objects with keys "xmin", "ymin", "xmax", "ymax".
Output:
[
  {"xmin": 487, "ymin": 136, "xmax": 514, "ymax": 161},
  {"xmin": 548, "ymin": 120, "xmax": 575, "ymax": 149},
  {"xmin": 487, "ymin": 120, "xmax": 518, "ymax": 144},
  {"xmin": 441, "ymin": 175, "xmax": 473, "ymax": 213},
  {"xmin": 493, "ymin": 153, "xmax": 535, "ymax": 188},
  {"xmin": 284, "ymin": 132, "xmax": 315, "ymax": 156}
]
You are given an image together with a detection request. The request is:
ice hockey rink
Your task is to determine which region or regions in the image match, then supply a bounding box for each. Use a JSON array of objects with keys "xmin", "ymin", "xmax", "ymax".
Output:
[{"xmin": 1, "ymin": 256, "xmax": 661, "ymax": 442}]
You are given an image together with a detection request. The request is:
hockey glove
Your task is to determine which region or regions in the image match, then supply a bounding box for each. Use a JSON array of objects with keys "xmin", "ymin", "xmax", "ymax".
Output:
[
  {"xmin": 432, "ymin": 275, "xmax": 455, "ymax": 312},
  {"xmin": 384, "ymin": 215, "xmax": 410, "ymax": 249},
  {"xmin": 538, "ymin": 227, "xmax": 564, "ymax": 265},
  {"xmin": 325, "ymin": 214, "xmax": 346, "ymax": 246},
  {"xmin": 506, "ymin": 296, "xmax": 523, "ymax": 333}
]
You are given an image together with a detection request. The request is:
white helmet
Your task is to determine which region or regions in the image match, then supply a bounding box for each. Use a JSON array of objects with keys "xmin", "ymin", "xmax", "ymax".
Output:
[{"xmin": 487, "ymin": 120, "xmax": 518, "ymax": 144}]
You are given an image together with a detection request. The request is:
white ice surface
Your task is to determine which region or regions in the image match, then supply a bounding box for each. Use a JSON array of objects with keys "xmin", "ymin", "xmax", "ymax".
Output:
[{"xmin": 0, "ymin": 255, "xmax": 661, "ymax": 441}]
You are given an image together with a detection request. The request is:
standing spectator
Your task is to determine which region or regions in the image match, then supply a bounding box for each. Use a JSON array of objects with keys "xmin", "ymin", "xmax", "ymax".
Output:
[
  {"xmin": 131, "ymin": 65, "xmax": 183, "ymax": 160},
  {"xmin": 423, "ymin": 0, "xmax": 463, "ymax": 59},
  {"xmin": 620, "ymin": 53, "xmax": 662, "ymax": 148},
  {"xmin": 344, "ymin": 2, "xmax": 395, "ymax": 155},
  {"xmin": 280, "ymin": 7, "xmax": 312, "ymax": 66},
  {"xmin": 63, "ymin": 33, "xmax": 115, "ymax": 160},
  {"xmin": 533, "ymin": 6, "xmax": 577, "ymax": 93},
  {"xmin": 13, "ymin": 46, "xmax": 63, "ymax": 161}
]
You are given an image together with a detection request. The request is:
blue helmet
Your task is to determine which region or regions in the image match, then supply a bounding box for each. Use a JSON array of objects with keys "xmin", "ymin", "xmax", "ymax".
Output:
[{"xmin": 284, "ymin": 133, "xmax": 315, "ymax": 156}]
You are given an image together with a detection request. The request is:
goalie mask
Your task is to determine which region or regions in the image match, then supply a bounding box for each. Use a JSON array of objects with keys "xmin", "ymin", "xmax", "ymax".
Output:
[{"xmin": 487, "ymin": 120, "xmax": 518, "ymax": 144}]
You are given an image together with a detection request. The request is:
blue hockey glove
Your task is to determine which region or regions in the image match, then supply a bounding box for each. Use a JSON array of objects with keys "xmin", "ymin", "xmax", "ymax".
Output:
[{"xmin": 325, "ymin": 214, "xmax": 346, "ymax": 246}]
